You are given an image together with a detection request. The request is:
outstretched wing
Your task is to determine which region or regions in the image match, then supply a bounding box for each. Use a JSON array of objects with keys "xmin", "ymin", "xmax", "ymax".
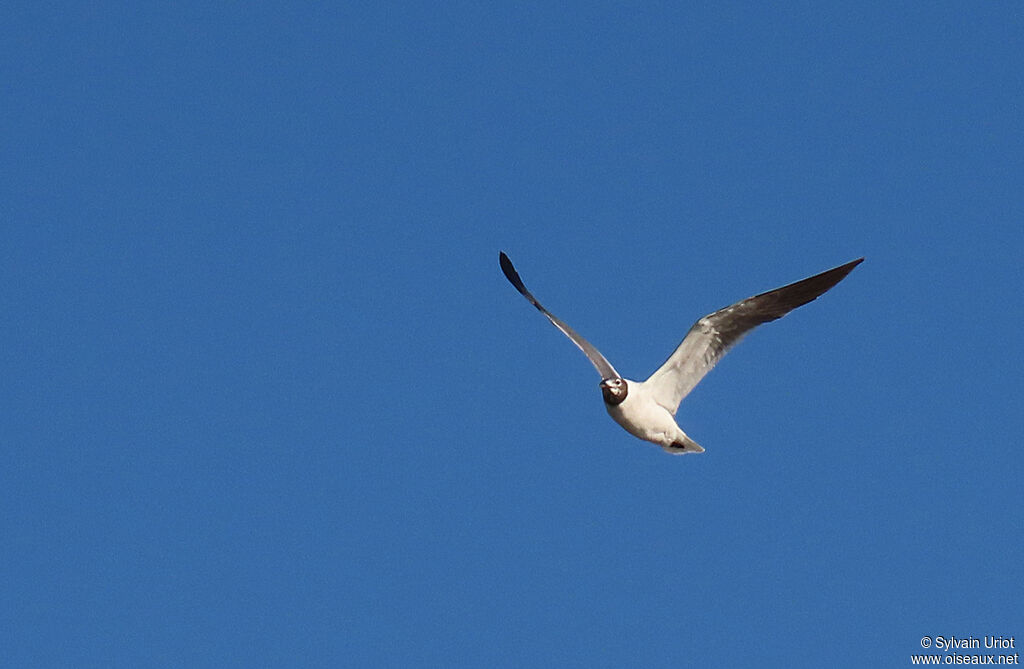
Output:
[
  {"xmin": 499, "ymin": 252, "xmax": 621, "ymax": 380},
  {"xmin": 645, "ymin": 258, "xmax": 864, "ymax": 414}
]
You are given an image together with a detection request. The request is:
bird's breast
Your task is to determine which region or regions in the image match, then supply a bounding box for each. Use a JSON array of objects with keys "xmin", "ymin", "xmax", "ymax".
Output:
[{"xmin": 604, "ymin": 381, "xmax": 680, "ymax": 446}]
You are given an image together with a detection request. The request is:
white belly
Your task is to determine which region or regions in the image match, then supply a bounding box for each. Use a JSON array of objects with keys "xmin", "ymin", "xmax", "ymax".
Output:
[{"xmin": 604, "ymin": 379, "xmax": 682, "ymax": 447}]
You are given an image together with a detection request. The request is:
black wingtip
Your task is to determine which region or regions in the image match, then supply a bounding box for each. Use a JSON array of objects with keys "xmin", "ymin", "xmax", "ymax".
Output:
[
  {"xmin": 499, "ymin": 251, "xmax": 527, "ymax": 294},
  {"xmin": 833, "ymin": 257, "xmax": 865, "ymax": 281},
  {"xmin": 808, "ymin": 256, "xmax": 865, "ymax": 292}
]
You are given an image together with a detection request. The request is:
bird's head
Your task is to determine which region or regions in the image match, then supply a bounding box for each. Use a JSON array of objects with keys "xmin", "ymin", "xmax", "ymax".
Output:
[{"xmin": 599, "ymin": 377, "xmax": 628, "ymax": 405}]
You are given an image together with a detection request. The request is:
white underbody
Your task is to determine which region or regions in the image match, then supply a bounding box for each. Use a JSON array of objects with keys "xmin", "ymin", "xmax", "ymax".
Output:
[{"xmin": 604, "ymin": 379, "xmax": 704, "ymax": 454}]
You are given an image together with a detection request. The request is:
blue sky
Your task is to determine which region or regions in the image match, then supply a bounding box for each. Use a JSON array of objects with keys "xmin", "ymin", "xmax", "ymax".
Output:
[{"xmin": 3, "ymin": 2, "xmax": 1022, "ymax": 667}]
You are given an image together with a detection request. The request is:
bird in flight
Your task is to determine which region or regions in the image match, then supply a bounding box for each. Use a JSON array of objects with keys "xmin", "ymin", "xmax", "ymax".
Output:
[{"xmin": 499, "ymin": 252, "xmax": 863, "ymax": 454}]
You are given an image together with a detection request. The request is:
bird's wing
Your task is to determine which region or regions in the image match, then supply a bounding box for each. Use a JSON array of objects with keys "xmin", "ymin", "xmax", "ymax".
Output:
[
  {"xmin": 500, "ymin": 252, "xmax": 620, "ymax": 380},
  {"xmin": 645, "ymin": 258, "xmax": 864, "ymax": 414}
]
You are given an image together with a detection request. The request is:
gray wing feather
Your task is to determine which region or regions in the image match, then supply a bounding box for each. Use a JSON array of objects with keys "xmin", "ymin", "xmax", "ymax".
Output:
[
  {"xmin": 646, "ymin": 258, "xmax": 864, "ymax": 414},
  {"xmin": 500, "ymin": 252, "xmax": 621, "ymax": 380}
]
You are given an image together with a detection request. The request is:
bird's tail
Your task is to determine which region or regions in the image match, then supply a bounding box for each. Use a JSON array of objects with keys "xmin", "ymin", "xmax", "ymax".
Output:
[{"xmin": 663, "ymin": 433, "xmax": 705, "ymax": 455}]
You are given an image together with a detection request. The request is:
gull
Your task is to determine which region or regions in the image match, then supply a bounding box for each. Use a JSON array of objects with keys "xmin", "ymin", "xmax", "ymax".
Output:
[{"xmin": 499, "ymin": 252, "xmax": 863, "ymax": 454}]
